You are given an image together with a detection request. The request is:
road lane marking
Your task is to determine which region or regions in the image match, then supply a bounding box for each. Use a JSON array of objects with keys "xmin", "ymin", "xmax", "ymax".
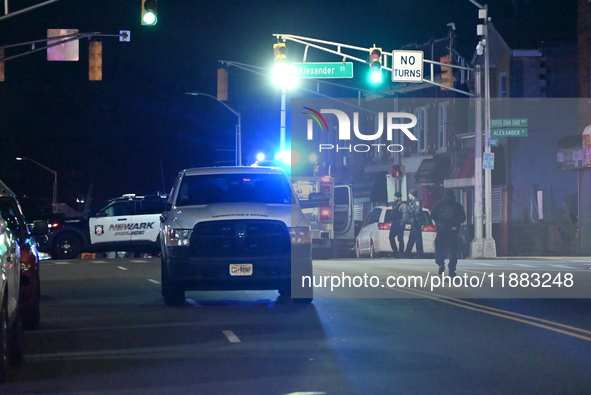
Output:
[
  {"xmin": 391, "ymin": 286, "xmax": 591, "ymax": 342},
  {"xmin": 186, "ymin": 299, "xmax": 200, "ymax": 307},
  {"xmin": 147, "ymin": 279, "xmax": 160, "ymax": 284},
  {"xmin": 551, "ymin": 264, "xmax": 576, "ymax": 269},
  {"xmin": 222, "ymin": 330, "xmax": 241, "ymax": 343},
  {"xmin": 117, "ymin": 266, "xmax": 128, "ymax": 271},
  {"xmin": 315, "ymin": 268, "xmax": 591, "ymax": 342},
  {"xmin": 54, "ymin": 262, "xmax": 71, "ymax": 265}
]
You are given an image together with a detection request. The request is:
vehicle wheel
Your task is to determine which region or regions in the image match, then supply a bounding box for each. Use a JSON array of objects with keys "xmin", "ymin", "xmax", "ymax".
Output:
[
  {"xmin": 0, "ymin": 298, "xmax": 8, "ymax": 383},
  {"xmin": 293, "ymin": 297, "xmax": 313, "ymax": 304},
  {"xmin": 369, "ymin": 241, "xmax": 377, "ymax": 259},
  {"xmin": 161, "ymin": 258, "xmax": 185, "ymax": 306},
  {"xmin": 22, "ymin": 274, "xmax": 41, "ymax": 331},
  {"xmin": 278, "ymin": 282, "xmax": 291, "ymax": 296},
  {"xmin": 53, "ymin": 233, "xmax": 82, "ymax": 260},
  {"xmin": 355, "ymin": 242, "xmax": 362, "ymax": 258},
  {"xmin": 8, "ymin": 311, "xmax": 24, "ymax": 367}
]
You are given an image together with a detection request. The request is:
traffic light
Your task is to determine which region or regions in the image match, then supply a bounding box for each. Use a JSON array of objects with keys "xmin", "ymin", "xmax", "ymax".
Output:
[
  {"xmin": 392, "ymin": 164, "xmax": 405, "ymax": 178},
  {"xmin": 217, "ymin": 68, "xmax": 228, "ymax": 101},
  {"xmin": 273, "ymin": 42, "xmax": 288, "ymax": 62},
  {"xmin": 88, "ymin": 41, "xmax": 102, "ymax": 81},
  {"xmin": 272, "ymin": 42, "xmax": 298, "ymax": 88},
  {"xmin": 141, "ymin": 0, "xmax": 158, "ymax": 25},
  {"xmin": 369, "ymin": 47, "xmax": 383, "ymax": 84},
  {"xmin": 440, "ymin": 54, "xmax": 454, "ymax": 90}
]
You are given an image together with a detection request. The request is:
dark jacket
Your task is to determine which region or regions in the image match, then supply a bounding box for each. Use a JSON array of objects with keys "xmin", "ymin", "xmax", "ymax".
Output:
[
  {"xmin": 408, "ymin": 197, "xmax": 423, "ymax": 227},
  {"xmin": 431, "ymin": 190, "xmax": 466, "ymax": 230},
  {"xmin": 391, "ymin": 200, "xmax": 411, "ymax": 225}
]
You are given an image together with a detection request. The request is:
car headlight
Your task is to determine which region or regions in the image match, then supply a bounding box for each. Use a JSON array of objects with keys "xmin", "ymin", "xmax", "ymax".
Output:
[
  {"xmin": 166, "ymin": 228, "xmax": 193, "ymax": 246},
  {"xmin": 289, "ymin": 227, "xmax": 311, "ymax": 244}
]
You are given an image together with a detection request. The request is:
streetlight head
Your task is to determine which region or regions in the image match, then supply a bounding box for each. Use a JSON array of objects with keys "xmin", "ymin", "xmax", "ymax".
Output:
[{"xmin": 16, "ymin": 157, "xmax": 24, "ymax": 161}]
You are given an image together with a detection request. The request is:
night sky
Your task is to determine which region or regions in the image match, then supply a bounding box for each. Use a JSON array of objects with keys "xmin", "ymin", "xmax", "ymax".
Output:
[{"xmin": 0, "ymin": 0, "xmax": 576, "ymax": 211}]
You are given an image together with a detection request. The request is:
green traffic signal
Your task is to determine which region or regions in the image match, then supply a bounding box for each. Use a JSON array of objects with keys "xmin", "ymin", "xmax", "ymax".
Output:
[
  {"xmin": 142, "ymin": 0, "xmax": 158, "ymax": 25},
  {"xmin": 368, "ymin": 47, "xmax": 383, "ymax": 84}
]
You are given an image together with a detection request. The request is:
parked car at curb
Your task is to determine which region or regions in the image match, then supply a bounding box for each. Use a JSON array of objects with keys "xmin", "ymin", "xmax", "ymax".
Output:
[
  {"xmin": 356, "ymin": 205, "xmax": 436, "ymax": 258},
  {"xmin": 0, "ymin": 216, "xmax": 25, "ymax": 383},
  {"xmin": 0, "ymin": 182, "xmax": 49, "ymax": 330}
]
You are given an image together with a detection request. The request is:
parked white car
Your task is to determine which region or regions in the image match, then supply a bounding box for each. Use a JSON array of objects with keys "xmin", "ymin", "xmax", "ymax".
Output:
[{"xmin": 355, "ymin": 205, "xmax": 436, "ymax": 258}]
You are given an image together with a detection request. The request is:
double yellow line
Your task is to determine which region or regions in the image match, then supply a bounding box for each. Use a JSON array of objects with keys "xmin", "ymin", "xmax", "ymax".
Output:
[{"xmin": 313, "ymin": 269, "xmax": 591, "ymax": 342}]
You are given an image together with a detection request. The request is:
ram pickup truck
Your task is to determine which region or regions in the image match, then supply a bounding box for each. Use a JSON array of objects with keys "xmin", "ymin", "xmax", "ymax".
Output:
[{"xmin": 160, "ymin": 166, "xmax": 313, "ymax": 306}]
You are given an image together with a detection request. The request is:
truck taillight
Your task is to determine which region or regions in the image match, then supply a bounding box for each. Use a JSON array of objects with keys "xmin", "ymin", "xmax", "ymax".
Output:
[
  {"xmin": 422, "ymin": 224, "xmax": 437, "ymax": 232},
  {"xmin": 320, "ymin": 175, "xmax": 332, "ymax": 192},
  {"xmin": 319, "ymin": 207, "xmax": 332, "ymax": 220},
  {"xmin": 377, "ymin": 222, "xmax": 391, "ymax": 230}
]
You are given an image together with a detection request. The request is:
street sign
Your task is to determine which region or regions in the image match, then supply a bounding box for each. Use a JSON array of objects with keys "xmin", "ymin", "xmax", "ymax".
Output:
[
  {"xmin": 292, "ymin": 62, "xmax": 353, "ymax": 79},
  {"xmin": 483, "ymin": 152, "xmax": 495, "ymax": 170},
  {"xmin": 391, "ymin": 50, "xmax": 423, "ymax": 83},
  {"xmin": 487, "ymin": 138, "xmax": 499, "ymax": 147},
  {"xmin": 491, "ymin": 118, "xmax": 528, "ymax": 127},
  {"xmin": 491, "ymin": 128, "xmax": 528, "ymax": 137}
]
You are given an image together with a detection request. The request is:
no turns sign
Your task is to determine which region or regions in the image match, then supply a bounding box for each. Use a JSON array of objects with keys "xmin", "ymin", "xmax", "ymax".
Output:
[{"xmin": 392, "ymin": 50, "xmax": 424, "ymax": 83}]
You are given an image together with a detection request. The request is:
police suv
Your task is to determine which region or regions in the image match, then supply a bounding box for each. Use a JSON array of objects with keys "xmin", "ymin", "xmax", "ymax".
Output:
[
  {"xmin": 159, "ymin": 166, "xmax": 313, "ymax": 306},
  {"xmin": 44, "ymin": 194, "xmax": 166, "ymax": 259}
]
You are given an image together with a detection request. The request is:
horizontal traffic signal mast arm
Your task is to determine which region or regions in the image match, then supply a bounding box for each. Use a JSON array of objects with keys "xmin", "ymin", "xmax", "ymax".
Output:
[
  {"xmin": 0, "ymin": 31, "xmax": 128, "ymax": 64},
  {"xmin": 273, "ymin": 34, "xmax": 375, "ymax": 66},
  {"xmin": 273, "ymin": 34, "xmax": 477, "ymax": 97}
]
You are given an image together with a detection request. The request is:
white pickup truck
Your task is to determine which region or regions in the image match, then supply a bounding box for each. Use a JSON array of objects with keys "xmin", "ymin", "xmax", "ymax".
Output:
[{"xmin": 159, "ymin": 166, "xmax": 313, "ymax": 306}]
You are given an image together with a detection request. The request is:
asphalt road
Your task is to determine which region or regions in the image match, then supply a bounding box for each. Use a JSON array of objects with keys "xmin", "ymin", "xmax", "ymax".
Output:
[{"xmin": 3, "ymin": 256, "xmax": 591, "ymax": 394}]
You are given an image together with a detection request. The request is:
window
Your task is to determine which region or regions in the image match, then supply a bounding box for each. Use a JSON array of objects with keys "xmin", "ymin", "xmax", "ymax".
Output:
[
  {"xmin": 364, "ymin": 208, "xmax": 381, "ymax": 226},
  {"xmin": 178, "ymin": 174, "xmax": 292, "ymax": 206},
  {"xmin": 99, "ymin": 201, "xmax": 134, "ymax": 217},
  {"xmin": 437, "ymin": 102, "xmax": 448, "ymax": 150},
  {"xmin": 499, "ymin": 72, "xmax": 507, "ymax": 98},
  {"xmin": 413, "ymin": 106, "xmax": 428, "ymax": 153}
]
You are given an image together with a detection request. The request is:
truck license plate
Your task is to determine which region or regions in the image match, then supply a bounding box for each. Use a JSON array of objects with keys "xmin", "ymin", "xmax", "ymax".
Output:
[{"xmin": 229, "ymin": 264, "xmax": 253, "ymax": 276}]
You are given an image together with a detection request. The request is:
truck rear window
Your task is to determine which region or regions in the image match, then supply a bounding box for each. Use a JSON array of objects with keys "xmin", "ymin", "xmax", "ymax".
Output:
[{"xmin": 176, "ymin": 174, "xmax": 292, "ymax": 206}]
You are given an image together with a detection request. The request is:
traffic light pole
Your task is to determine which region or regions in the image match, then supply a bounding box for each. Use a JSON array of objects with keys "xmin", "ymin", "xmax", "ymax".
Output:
[
  {"xmin": 471, "ymin": 66, "xmax": 484, "ymax": 257},
  {"xmin": 482, "ymin": 6, "xmax": 496, "ymax": 257},
  {"xmin": 280, "ymin": 88, "xmax": 286, "ymax": 156}
]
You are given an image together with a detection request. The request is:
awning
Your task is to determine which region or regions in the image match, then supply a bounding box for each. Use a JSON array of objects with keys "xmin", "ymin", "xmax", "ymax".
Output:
[
  {"xmin": 414, "ymin": 156, "xmax": 451, "ymax": 185},
  {"xmin": 444, "ymin": 148, "xmax": 475, "ymax": 188}
]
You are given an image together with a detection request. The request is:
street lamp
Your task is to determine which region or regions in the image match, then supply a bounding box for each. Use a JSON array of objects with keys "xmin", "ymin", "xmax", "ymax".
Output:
[
  {"xmin": 185, "ymin": 92, "xmax": 242, "ymax": 166},
  {"xmin": 16, "ymin": 157, "xmax": 58, "ymax": 213}
]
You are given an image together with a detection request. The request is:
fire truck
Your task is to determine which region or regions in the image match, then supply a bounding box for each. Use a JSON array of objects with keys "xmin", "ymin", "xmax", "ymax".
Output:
[{"xmin": 291, "ymin": 175, "xmax": 355, "ymax": 259}]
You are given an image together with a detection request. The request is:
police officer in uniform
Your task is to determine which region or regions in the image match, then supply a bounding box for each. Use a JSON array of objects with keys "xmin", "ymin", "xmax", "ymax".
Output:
[
  {"xmin": 431, "ymin": 189, "xmax": 466, "ymax": 276},
  {"xmin": 388, "ymin": 192, "xmax": 409, "ymax": 258},
  {"xmin": 404, "ymin": 189, "xmax": 424, "ymax": 258}
]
